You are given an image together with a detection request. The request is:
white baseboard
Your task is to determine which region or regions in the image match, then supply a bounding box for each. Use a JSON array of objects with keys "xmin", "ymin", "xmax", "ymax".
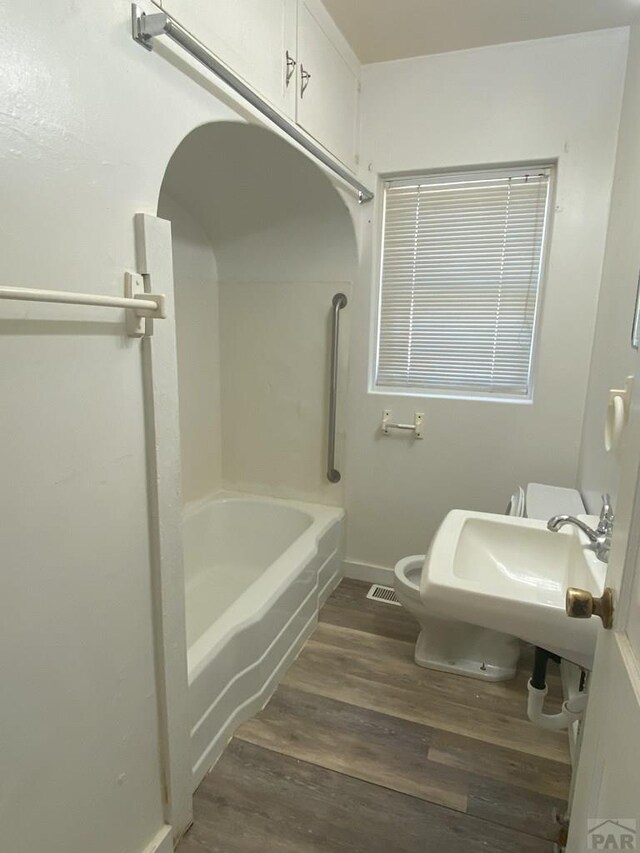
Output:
[
  {"xmin": 142, "ymin": 825, "xmax": 173, "ymax": 853},
  {"xmin": 343, "ymin": 559, "xmax": 395, "ymax": 585}
]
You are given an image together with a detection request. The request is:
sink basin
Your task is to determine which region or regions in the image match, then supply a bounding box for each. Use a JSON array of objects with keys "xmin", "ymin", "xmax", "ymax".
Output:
[{"xmin": 421, "ymin": 510, "xmax": 607, "ymax": 669}]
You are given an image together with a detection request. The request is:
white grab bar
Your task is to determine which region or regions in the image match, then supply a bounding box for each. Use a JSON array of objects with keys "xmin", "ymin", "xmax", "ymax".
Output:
[
  {"xmin": 0, "ymin": 275, "xmax": 167, "ymax": 337},
  {"xmin": 0, "ymin": 285, "xmax": 164, "ymax": 315}
]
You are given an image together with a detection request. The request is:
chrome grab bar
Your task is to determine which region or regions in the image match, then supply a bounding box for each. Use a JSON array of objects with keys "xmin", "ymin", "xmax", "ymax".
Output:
[{"xmin": 327, "ymin": 293, "xmax": 347, "ymax": 483}]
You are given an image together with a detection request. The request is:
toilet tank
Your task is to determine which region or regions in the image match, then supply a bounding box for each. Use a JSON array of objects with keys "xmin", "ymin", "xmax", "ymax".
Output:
[{"xmin": 524, "ymin": 483, "xmax": 585, "ymax": 520}]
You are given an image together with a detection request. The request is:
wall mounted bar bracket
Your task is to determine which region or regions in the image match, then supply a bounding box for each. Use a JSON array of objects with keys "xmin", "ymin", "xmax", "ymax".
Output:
[
  {"xmin": 131, "ymin": 5, "xmax": 168, "ymax": 49},
  {"xmin": 130, "ymin": 3, "xmax": 374, "ymax": 204},
  {"xmin": 124, "ymin": 271, "xmax": 167, "ymax": 337},
  {"xmin": 382, "ymin": 410, "xmax": 424, "ymax": 439}
]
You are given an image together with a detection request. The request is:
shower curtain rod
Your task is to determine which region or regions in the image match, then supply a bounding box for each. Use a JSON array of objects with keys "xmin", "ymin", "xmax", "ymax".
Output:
[{"xmin": 131, "ymin": 4, "xmax": 374, "ymax": 204}]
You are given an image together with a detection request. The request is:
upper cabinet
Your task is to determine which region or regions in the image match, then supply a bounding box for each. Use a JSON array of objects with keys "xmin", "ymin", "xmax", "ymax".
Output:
[
  {"xmin": 155, "ymin": 0, "xmax": 361, "ymax": 173},
  {"xmin": 296, "ymin": 0, "xmax": 360, "ymax": 171},
  {"xmin": 159, "ymin": 0, "xmax": 298, "ymax": 116}
]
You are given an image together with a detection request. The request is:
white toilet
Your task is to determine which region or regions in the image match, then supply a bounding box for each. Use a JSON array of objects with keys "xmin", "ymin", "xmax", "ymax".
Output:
[
  {"xmin": 393, "ymin": 483, "xmax": 587, "ymax": 681},
  {"xmin": 394, "ymin": 553, "xmax": 521, "ymax": 681},
  {"xmin": 393, "ymin": 485, "xmax": 527, "ymax": 681}
]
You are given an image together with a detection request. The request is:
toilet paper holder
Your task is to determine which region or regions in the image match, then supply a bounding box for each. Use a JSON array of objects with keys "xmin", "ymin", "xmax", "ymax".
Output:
[{"xmin": 381, "ymin": 410, "xmax": 424, "ymax": 439}]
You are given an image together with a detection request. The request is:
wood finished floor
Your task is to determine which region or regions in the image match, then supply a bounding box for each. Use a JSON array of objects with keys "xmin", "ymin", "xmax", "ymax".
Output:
[{"xmin": 178, "ymin": 579, "xmax": 571, "ymax": 852}]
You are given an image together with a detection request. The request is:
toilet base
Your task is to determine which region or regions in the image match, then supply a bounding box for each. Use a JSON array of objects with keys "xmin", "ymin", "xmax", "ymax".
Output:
[
  {"xmin": 393, "ymin": 554, "xmax": 520, "ymax": 682},
  {"xmin": 413, "ymin": 628, "xmax": 519, "ymax": 682}
]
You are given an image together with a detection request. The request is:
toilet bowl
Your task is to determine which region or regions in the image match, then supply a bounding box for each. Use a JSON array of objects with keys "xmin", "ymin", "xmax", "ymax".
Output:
[{"xmin": 394, "ymin": 555, "xmax": 521, "ymax": 681}]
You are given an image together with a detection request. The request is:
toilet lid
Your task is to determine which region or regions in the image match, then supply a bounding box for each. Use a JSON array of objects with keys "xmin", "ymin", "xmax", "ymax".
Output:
[{"xmin": 525, "ymin": 483, "xmax": 585, "ymax": 520}]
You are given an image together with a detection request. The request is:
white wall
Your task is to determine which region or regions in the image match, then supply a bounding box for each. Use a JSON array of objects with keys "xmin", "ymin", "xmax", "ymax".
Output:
[
  {"xmin": 0, "ymin": 3, "xmax": 321, "ymax": 852},
  {"xmin": 159, "ymin": 123, "xmax": 359, "ymax": 285},
  {"xmin": 0, "ymin": 6, "xmax": 359, "ymax": 847},
  {"xmin": 219, "ymin": 280, "xmax": 351, "ymax": 504},
  {"xmin": 0, "ymin": 5, "xmax": 628, "ymax": 850},
  {"xmin": 158, "ymin": 122, "xmax": 358, "ymax": 507},
  {"xmin": 157, "ymin": 193, "xmax": 222, "ymax": 504},
  {"xmin": 345, "ymin": 29, "xmax": 628, "ymax": 571},
  {"xmin": 579, "ymin": 26, "xmax": 640, "ymax": 512}
]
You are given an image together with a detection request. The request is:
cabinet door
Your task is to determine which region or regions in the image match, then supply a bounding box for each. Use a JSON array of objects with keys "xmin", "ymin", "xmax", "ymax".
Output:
[
  {"xmin": 297, "ymin": 0, "xmax": 360, "ymax": 171},
  {"xmin": 159, "ymin": 0, "xmax": 298, "ymax": 116}
]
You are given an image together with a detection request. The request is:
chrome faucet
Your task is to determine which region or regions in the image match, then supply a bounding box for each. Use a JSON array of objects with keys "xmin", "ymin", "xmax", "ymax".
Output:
[{"xmin": 547, "ymin": 493, "xmax": 614, "ymax": 563}]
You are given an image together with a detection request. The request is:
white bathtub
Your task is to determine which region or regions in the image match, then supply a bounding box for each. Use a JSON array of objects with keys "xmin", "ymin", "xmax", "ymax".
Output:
[{"xmin": 183, "ymin": 491, "xmax": 344, "ymax": 787}]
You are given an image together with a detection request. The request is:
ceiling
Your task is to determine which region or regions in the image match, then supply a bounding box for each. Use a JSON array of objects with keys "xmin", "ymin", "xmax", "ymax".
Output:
[{"xmin": 322, "ymin": 0, "xmax": 639, "ymax": 63}]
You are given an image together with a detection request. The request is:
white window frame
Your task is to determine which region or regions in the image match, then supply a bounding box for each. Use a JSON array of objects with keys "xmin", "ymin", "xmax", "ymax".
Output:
[{"xmin": 370, "ymin": 163, "xmax": 555, "ymax": 404}]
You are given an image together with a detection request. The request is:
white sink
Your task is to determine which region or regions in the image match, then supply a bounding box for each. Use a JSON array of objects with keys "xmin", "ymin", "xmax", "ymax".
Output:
[{"xmin": 420, "ymin": 510, "xmax": 607, "ymax": 669}]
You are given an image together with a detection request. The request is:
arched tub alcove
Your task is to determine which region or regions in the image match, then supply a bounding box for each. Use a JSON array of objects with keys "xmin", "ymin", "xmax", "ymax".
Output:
[{"xmin": 157, "ymin": 120, "xmax": 359, "ymax": 788}]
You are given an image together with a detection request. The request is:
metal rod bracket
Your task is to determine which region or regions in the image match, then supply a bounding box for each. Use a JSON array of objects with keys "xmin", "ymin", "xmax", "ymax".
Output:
[{"xmin": 131, "ymin": 5, "xmax": 169, "ymax": 50}]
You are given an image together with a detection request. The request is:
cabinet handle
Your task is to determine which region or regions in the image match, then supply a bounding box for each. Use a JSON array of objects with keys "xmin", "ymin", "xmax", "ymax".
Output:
[
  {"xmin": 300, "ymin": 64, "xmax": 311, "ymax": 98},
  {"xmin": 285, "ymin": 50, "xmax": 296, "ymax": 87}
]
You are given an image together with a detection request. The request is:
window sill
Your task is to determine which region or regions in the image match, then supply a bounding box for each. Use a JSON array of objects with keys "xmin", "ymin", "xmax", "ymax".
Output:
[{"xmin": 368, "ymin": 386, "xmax": 534, "ymax": 405}]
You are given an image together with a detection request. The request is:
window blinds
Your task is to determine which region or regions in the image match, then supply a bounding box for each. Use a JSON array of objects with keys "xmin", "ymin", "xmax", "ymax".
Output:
[{"xmin": 376, "ymin": 166, "xmax": 552, "ymax": 398}]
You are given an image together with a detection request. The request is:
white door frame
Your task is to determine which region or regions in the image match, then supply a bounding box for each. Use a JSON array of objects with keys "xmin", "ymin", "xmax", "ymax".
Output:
[
  {"xmin": 136, "ymin": 212, "xmax": 193, "ymax": 840},
  {"xmin": 567, "ymin": 369, "xmax": 640, "ymax": 850}
]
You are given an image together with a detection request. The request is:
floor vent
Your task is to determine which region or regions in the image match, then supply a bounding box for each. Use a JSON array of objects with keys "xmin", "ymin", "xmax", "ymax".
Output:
[{"xmin": 366, "ymin": 584, "xmax": 401, "ymax": 606}]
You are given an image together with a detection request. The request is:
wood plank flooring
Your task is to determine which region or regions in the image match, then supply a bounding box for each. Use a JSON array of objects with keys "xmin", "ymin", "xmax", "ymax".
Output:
[{"xmin": 178, "ymin": 578, "xmax": 571, "ymax": 852}]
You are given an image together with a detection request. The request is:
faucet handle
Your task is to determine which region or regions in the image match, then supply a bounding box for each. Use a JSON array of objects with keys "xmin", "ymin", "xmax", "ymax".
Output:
[{"xmin": 598, "ymin": 493, "xmax": 614, "ymax": 533}]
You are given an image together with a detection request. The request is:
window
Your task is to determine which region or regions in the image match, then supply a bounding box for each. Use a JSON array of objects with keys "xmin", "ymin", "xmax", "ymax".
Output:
[{"xmin": 374, "ymin": 165, "xmax": 552, "ymax": 400}]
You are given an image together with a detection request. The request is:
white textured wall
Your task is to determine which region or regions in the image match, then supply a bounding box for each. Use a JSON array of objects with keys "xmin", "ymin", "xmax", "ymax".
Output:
[
  {"xmin": 158, "ymin": 122, "xmax": 358, "ymax": 506},
  {"xmin": 0, "ymin": 5, "xmax": 627, "ymax": 850},
  {"xmin": 345, "ymin": 30, "xmax": 628, "ymax": 570},
  {"xmin": 219, "ymin": 281, "xmax": 351, "ymax": 504},
  {"xmin": 0, "ymin": 3, "xmax": 299, "ymax": 852},
  {"xmin": 0, "ymin": 8, "xmax": 358, "ymax": 846},
  {"xmin": 158, "ymin": 123, "xmax": 359, "ymax": 285},
  {"xmin": 158, "ymin": 193, "xmax": 222, "ymax": 504},
  {"xmin": 579, "ymin": 26, "xmax": 640, "ymax": 512}
]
